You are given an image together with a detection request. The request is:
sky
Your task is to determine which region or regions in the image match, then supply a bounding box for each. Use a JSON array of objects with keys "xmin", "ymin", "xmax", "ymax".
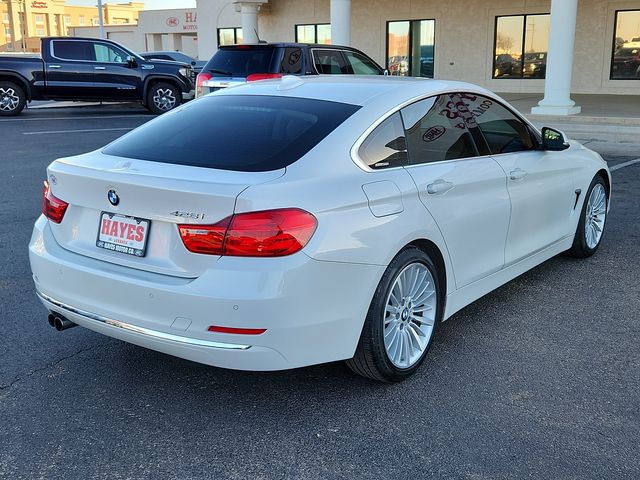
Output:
[{"xmin": 65, "ymin": 0, "xmax": 196, "ymax": 10}]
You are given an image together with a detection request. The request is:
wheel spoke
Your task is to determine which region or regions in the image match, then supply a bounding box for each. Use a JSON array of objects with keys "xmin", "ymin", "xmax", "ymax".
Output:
[
  {"xmin": 411, "ymin": 315, "xmax": 434, "ymax": 328},
  {"xmin": 413, "ymin": 287, "xmax": 435, "ymax": 306}
]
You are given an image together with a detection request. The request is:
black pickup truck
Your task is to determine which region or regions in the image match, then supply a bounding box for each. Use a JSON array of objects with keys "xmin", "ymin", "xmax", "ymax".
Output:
[{"xmin": 0, "ymin": 37, "xmax": 195, "ymax": 116}]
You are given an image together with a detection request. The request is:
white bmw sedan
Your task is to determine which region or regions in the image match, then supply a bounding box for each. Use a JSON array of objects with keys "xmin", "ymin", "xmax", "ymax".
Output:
[{"xmin": 30, "ymin": 76, "xmax": 610, "ymax": 382}]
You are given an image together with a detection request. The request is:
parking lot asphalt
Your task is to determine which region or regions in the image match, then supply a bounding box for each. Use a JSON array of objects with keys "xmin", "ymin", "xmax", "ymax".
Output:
[{"xmin": 1, "ymin": 106, "xmax": 639, "ymax": 480}]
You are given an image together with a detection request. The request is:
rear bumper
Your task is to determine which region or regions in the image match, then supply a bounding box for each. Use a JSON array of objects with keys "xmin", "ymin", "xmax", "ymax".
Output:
[{"xmin": 30, "ymin": 216, "xmax": 384, "ymax": 371}]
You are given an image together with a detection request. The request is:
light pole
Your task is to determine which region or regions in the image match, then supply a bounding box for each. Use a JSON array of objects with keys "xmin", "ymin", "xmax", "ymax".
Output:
[{"xmin": 97, "ymin": 0, "xmax": 104, "ymax": 38}]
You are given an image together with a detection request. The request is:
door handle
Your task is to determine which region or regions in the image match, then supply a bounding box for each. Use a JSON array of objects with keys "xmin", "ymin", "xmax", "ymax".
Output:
[
  {"xmin": 510, "ymin": 168, "xmax": 528, "ymax": 181},
  {"xmin": 94, "ymin": 66, "xmax": 106, "ymax": 70},
  {"xmin": 426, "ymin": 179, "xmax": 454, "ymax": 195},
  {"xmin": 49, "ymin": 64, "xmax": 61, "ymax": 69}
]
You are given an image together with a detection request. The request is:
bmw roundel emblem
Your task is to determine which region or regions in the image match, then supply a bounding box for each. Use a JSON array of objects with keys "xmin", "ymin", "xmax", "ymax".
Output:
[{"xmin": 107, "ymin": 189, "xmax": 120, "ymax": 206}]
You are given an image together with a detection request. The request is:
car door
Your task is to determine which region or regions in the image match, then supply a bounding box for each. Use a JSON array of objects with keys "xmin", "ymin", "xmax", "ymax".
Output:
[
  {"xmin": 91, "ymin": 41, "xmax": 141, "ymax": 100},
  {"xmin": 46, "ymin": 39, "xmax": 96, "ymax": 99},
  {"xmin": 399, "ymin": 95, "xmax": 511, "ymax": 288},
  {"xmin": 457, "ymin": 93, "xmax": 577, "ymax": 264}
]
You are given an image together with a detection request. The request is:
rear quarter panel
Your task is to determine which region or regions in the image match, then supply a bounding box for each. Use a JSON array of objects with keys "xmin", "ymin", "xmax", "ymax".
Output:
[{"xmin": 233, "ymin": 115, "xmax": 457, "ymax": 297}]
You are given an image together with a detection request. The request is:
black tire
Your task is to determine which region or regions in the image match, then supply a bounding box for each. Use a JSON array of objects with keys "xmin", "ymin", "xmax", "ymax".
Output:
[
  {"xmin": 346, "ymin": 247, "xmax": 443, "ymax": 382},
  {"xmin": 0, "ymin": 81, "xmax": 27, "ymax": 116},
  {"xmin": 567, "ymin": 175, "xmax": 608, "ymax": 258},
  {"xmin": 146, "ymin": 82, "xmax": 181, "ymax": 114}
]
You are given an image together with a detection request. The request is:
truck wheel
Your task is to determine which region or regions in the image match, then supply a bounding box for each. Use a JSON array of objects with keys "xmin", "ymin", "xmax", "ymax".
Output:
[
  {"xmin": 146, "ymin": 82, "xmax": 181, "ymax": 114},
  {"xmin": 0, "ymin": 81, "xmax": 26, "ymax": 116}
]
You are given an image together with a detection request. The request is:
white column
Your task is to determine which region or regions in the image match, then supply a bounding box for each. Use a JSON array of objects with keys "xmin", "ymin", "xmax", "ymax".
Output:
[
  {"xmin": 331, "ymin": 0, "xmax": 351, "ymax": 46},
  {"xmin": 165, "ymin": 33, "xmax": 183, "ymax": 52},
  {"xmin": 531, "ymin": 0, "xmax": 581, "ymax": 115},
  {"xmin": 234, "ymin": 1, "xmax": 267, "ymax": 44}
]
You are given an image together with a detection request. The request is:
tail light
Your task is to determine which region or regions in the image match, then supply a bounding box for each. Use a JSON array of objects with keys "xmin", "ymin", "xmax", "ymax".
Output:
[
  {"xmin": 178, "ymin": 208, "xmax": 317, "ymax": 257},
  {"xmin": 42, "ymin": 180, "xmax": 68, "ymax": 224},
  {"xmin": 196, "ymin": 72, "xmax": 212, "ymax": 97},
  {"xmin": 246, "ymin": 73, "xmax": 283, "ymax": 82}
]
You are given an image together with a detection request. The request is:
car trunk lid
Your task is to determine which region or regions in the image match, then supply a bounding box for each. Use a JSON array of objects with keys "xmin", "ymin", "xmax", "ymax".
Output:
[{"xmin": 46, "ymin": 152, "xmax": 285, "ymax": 278}]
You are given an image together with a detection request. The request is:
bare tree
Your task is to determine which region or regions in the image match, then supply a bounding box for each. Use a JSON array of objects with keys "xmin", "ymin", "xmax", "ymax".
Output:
[{"xmin": 496, "ymin": 33, "xmax": 514, "ymax": 54}]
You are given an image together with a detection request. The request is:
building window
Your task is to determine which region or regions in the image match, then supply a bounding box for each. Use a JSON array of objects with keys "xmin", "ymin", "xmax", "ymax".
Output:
[
  {"xmin": 217, "ymin": 27, "xmax": 242, "ymax": 46},
  {"xmin": 3, "ymin": 13, "xmax": 9, "ymax": 24},
  {"xmin": 92, "ymin": 17, "xmax": 99, "ymax": 26},
  {"xmin": 611, "ymin": 10, "xmax": 640, "ymax": 80},
  {"xmin": 295, "ymin": 24, "xmax": 331, "ymax": 44},
  {"xmin": 386, "ymin": 19, "xmax": 435, "ymax": 78},
  {"xmin": 36, "ymin": 27, "xmax": 46, "ymax": 37},
  {"xmin": 79, "ymin": 16, "xmax": 85, "ymax": 26},
  {"xmin": 34, "ymin": 14, "xmax": 45, "ymax": 24},
  {"xmin": 64, "ymin": 15, "xmax": 71, "ymax": 25},
  {"xmin": 493, "ymin": 14, "xmax": 549, "ymax": 79},
  {"xmin": 4, "ymin": 26, "xmax": 11, "ymax": 38}
]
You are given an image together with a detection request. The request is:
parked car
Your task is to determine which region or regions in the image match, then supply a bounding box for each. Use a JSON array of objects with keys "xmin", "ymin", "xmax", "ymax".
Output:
[
  {"xmin": 493, "ymin": 53, "xmax": 521, "ymax": 78},
  {"xmin": 30, "ymin": 76, "xmax": 611, "ymax": 382},
  {"xmin": 388, "ymin": 55, "xmax": 409, "ymax": 76},
  {"xmin": 140, "ymin": 50, "xmax": 206, "ymax": 74},
  {"xmin": 0, "ymin": 37, "xmax": 195, "ymax": 116},
  {"xmin": 523, "ymin": 52, "xmax": 547, "ymax": 78},
  {"xmin": 612, "ymin": 46, "xmax": 640, "ymax": 78},
  {"xmin": 195, "ymin": 42, "xmax": 383, "ymax": 97}
]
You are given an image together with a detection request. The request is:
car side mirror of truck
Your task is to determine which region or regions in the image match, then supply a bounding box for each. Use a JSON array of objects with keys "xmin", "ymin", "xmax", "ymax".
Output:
[
  {"xmin": 541, "ymin": 127, "xmax": 570, "ymax": 151},
  {"xmin": 126, "ymin": 56, "xmax": 138, "ymax": 68}
]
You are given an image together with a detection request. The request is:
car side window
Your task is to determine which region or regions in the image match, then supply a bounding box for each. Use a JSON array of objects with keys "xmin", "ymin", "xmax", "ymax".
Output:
[
  {"xmin": 280, "ymin": 47, "xmax": 303, "ymax": 74},
  {"xmin": 313, "ymin": 50, "xmax": 350, "ymax": 74},
  {"xmin": 457, "ymin": 93, "xmax": 535, "ymax": 154},
  {"xmin": 94, "ymin": 43, "xmax": 128, "ymax": 63},
  {"xmin": 148, "ymin": 54, "xmax": 173, "ymax": 61},
  {"xmin": 343, "ymin": 51, "xmax": 380, "ymax": 75},
  {"xmin": 52, "ymin": 40, "xmax": 93, "ymax": 61},
  {"xmin": 359, "ymin": 112, "xmax": 408, "ymax": 169},
  {"xmin": 400, "ymin": 95, "xmax": 478, "ymax": 165}
]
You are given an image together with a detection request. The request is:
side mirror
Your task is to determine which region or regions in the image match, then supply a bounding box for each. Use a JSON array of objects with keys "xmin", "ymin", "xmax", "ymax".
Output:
[
  {"xmin": 541, "ymin": 127, "xmax": 570, "ymax": 151},
  {"xmin": 126, "ymin": 55, "xmax": 137, "ymax": 67},
  {"xmin": 383, "ymin": 69, "xmax": 389, "ymax": 76}
]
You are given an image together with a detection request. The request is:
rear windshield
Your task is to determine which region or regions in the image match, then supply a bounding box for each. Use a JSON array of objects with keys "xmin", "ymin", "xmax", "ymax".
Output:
[
  {"xmin": 204, "ymin": 47, "xmax": 276, "ymax": 77},
  {"xmin": 102, "ymin": 95, "xmax": 360, "ymax": 172}
]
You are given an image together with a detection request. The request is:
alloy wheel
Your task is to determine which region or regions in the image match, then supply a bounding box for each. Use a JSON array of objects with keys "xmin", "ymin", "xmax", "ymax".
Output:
[
  {"xmin": 383, "ymin": 262, "xmax": 437, "ymax": 368},
  {"xmin": 585, "ymin": 183, "xmax": 607, "ymax": 249},
  {"xmin": 0, "ymin": 87, "xmax": 19, "ymax": 112},
  {"xmin": 152, "ymin": 88, "xmax": 176, "ymax": 111}
]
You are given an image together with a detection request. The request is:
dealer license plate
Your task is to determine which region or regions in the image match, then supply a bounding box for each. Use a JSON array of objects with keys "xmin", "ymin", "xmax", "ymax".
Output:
[{"xmin": 96, "ymin": 212, "xmax": 150, "ymax": 257}]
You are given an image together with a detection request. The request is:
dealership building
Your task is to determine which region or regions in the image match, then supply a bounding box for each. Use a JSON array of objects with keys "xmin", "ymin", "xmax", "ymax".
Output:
[
  {"xmin": 0, "ymin": 0, "xmax": 143, "ymax": 52},
  {"xmin": 67, "ymin": 0, "xmax": 640, "ymax": 114}
]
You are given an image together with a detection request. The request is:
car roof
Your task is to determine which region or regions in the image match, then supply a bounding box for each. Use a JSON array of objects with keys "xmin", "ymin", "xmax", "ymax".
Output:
[
  {"xmin": 219, "ymin": 42, "xmax": 363, "ymax": 51},
  {"xmin": 213, "ymin": 75, "xmax": 497, "ymax": 109}
]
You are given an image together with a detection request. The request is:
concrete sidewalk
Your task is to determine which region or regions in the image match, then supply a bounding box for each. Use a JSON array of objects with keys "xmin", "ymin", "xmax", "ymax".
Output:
[{"xmin": 501, "ymin": 93, "xmax": 640, "ymax": 147}]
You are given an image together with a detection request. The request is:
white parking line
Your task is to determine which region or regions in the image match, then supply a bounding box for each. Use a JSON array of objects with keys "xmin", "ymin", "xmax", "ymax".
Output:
[
  {"xmin": 610, "ymin": 158, "xmax": 640, "ymax": 172},
  {"xmin": 23, "ymin": 127, "xmax": 134, "ymax": 135},
  {"xmin": 0, "ymin": 114, "xmax": 150, "ymax": 122}
]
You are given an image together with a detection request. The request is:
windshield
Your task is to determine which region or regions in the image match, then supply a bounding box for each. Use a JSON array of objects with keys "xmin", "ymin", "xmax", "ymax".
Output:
[{"xmin": 103, "ymin": 95, "xmax": 361, "ymax": 172}]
